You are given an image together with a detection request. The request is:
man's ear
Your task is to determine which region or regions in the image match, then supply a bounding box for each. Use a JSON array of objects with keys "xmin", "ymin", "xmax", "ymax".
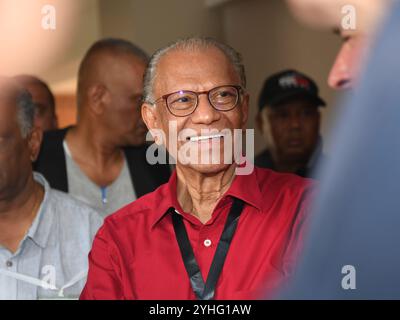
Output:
[
  {"xmin": 142, "ymin": 102, "xmax": 159, "ymax": 131},
  {"xmin": 142, "ymin": 102, "xmax": 163, "ymax": 145},
  {"xmin": 88, "ymin": 84, "xmax": 107, "ymax": 115},
  {"xmin": 28, "ymin": 127, "xmax": 43, "ymax": 162}
]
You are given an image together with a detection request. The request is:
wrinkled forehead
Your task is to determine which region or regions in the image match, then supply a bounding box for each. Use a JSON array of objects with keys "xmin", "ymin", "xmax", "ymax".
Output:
[{"xmin": 155, "ymin": 47, "xmax": 240, "ymax": 93}]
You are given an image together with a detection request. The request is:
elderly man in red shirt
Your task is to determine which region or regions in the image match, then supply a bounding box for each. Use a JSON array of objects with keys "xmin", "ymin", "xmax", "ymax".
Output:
[{"xmin": 80, "ymin": 37, "xmax": 315, "ymax": 300}]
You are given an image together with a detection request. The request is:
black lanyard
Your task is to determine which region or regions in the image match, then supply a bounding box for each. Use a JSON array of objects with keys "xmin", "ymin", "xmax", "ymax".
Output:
[{"xmin": 170, "ymin": 197, "xmax": 244, "ymax": 300}]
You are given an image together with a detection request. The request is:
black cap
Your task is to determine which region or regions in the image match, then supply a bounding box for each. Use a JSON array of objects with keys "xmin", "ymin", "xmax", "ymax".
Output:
[{"xmin": 258, "ymin": 69, "xmax": 326, "ymax": 111}]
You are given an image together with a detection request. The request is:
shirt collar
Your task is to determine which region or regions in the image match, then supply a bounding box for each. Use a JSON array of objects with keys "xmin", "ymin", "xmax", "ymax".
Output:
[
  {"xmin": 150, "ymin": 170, "xmax": 180, "ymax": 229},
  {"xmin": 151, "ymin": 165, "xmax": 263, "ymax": 229},
  {"xmin": 224, "ymin": 167, "xmax": 263, "ymax": 211},
  {"xmin": 26, "ymin": 172, "xmax": 54, "ymax": 249}
]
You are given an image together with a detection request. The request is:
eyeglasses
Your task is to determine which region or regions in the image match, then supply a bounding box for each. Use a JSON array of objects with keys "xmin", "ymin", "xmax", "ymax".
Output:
[{"xmin": 153, "ymin": 85, "xmax": 243, "ymax": 117}]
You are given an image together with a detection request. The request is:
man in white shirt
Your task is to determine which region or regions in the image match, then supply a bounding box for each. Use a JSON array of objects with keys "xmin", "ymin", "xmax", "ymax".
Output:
[{"xmin": 0, "ymin": 77, "xmax": 102, "ymax": 299}]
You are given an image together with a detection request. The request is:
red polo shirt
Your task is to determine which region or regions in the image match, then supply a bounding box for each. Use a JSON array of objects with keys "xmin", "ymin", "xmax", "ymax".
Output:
[{"xmin": 80, "ymin": 166, "xmax": 315, "ymax": 300}]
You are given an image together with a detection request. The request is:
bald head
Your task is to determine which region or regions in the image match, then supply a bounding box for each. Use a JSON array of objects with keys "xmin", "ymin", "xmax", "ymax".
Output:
[
  {"xmin": 76, "ymin": 38, "xmax": 149, "ymax": 146},
  {"xmin": 77, "ymin": 38, "xmax": 149, "ymax": 108}
]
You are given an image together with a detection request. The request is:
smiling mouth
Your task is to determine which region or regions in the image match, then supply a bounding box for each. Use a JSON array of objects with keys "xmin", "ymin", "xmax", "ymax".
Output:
[{"xmin": 187, "ymin": 134, "xmax": 225, "ymax": 142}]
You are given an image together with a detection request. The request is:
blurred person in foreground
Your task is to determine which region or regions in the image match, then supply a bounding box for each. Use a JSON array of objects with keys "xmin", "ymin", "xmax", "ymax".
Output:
[
  {"xmin": 80, "ymin": 37, "xmax": 316, "ymax": 300},
  {"xmin": 279, "ymin": 0, "xmax": 398, "ymax": 298},
  {"xmin": 286, "ymin": 0, "xmax": 390, "ymax": 90},
  {"xmin": 14, "ymin": 75, "xmax": 58, "ymax": 132},
  {"xmin": 34, "ymin": 38, "xmax": 170, "ymax": 218},
  {"xmin": 255, "ymin": 69, "xmax": 327, "ymax": 178},
  {"xmin": 0, "ymin": 77, "xmax": 102, "ymax": 300}
]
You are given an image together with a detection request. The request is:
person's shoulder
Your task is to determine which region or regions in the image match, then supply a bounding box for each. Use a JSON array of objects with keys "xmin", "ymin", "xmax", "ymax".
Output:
[
  {"xmin": 35, "ymin": 127, "xmax": 70, "ymax": 165},
  {"xmin": 253, "ymin": 167, "xmax": 317, "ymax": 224},
  {"xmin": 47, "ymin": 188, "xmax": 102, "ymax": 223},
  {"xmin": 45, "ymin": 188, "xmax": 103, "ymax": 245},
  {"xmin": 41, "ymin": 127, "xmax": 70, "ymax": 146},
  {"xmin": 255, "ymin": 166, "xmax": 316, "ymax": 195},
  {"xmin": 34, "ymin": 129, "xmax": 71, "ymax": 190},
  {"xmin": 103, "ymin": 181, "xmax": 169, "ymax": 229}
]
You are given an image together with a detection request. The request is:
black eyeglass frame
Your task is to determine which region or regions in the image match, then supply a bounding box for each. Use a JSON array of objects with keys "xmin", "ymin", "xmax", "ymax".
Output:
[{"xmin": 152, "ymin": 84, "xmax": 244, "ymax": 117}]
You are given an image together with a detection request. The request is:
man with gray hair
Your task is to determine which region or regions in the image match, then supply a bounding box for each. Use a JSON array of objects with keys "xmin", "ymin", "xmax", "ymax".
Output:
[
  {"xmin": 0, "ymin": 77, "xmax": 102, "ymax": 299},
  {"xmin": 14, "ymin": 75, "xmax": 58, "ymax": 132},
  {"xmin": 81, "ymin": 37, "xmax": 315, "ymax": 300}
]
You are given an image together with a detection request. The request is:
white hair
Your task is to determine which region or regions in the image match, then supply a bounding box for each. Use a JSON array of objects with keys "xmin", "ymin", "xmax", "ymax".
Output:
[
  {"xmin": 16, "ymin": 89, "xmax": 35, "ymax": 138},
  {"xmin": 143, "ymin": 37, "xmax": 246, "ymax": 103}
]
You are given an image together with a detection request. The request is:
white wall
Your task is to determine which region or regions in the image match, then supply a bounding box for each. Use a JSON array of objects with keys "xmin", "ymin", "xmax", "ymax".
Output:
[
  {"xmin": 99, "ymin": 0, "xmax": 224, "ymax": 52},
  {"xmin": 44, "ymin": 0, "xmax": 101, "ymax": 92}
]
